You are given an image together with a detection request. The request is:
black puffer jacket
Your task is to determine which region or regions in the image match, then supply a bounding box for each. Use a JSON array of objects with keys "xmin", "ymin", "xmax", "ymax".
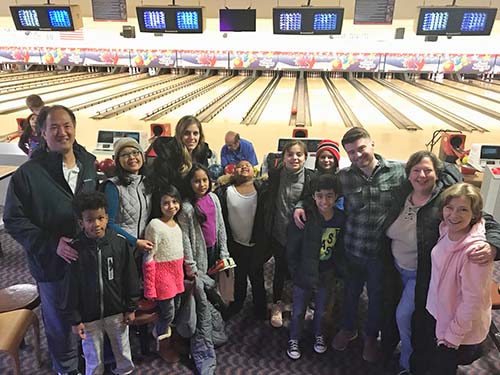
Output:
[
  {"xmin": 68, "ymin": 229, "xmax": 140, "ymax": 325},
  {"xmin": 3, "ymin": 143, "xmax": 97, "ymax": 282}
]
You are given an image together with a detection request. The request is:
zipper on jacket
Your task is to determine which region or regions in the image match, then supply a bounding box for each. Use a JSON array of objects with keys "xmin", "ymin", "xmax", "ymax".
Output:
[
  {"xmin": 136, "ymin": 175, "xmax": 144, "ymax": 239},
  {"xmin": 97, "ymin": 246, "xmax": 104, "ymax": 319}
]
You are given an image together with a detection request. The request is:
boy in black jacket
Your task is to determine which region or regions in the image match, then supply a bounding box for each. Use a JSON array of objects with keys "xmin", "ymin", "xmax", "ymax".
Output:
[
  {"xmin": 286, "ymin": 174, "xmax": 346, "ymax": 360},
  {"xmin": 69, "ymin": 192, "xmax": 140, "ymax": 375}
]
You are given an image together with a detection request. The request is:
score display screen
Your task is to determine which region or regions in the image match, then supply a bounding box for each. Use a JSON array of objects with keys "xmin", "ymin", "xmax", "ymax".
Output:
[
  {"xmin": 10, "ymin": 6, "xmax": 77, "ymax": 31},
  {"xmin": 461, "ymin": 12, "xmax": 487, "ymax": 32},
  {"xmin": 136, "ymin": 7, "xmax": 203, "ymax": 33},
  {"xmin": 279, "ymin": 12, "xmax": 302, "ymax": 31},
  {"xmin": 47, "ymin": 9, "xmax": 72, "ymax": 29},
  {"xmin": 313, "ymin": 13, "xmax": 338, "ymax": 31},
  {"xmin": 176, "ymin": 11, "xmax": 199, "ymax": 30},
  {"xmin": 17, "ymin": 9, "xmax": 40, "ymax": 28},
  {"xmin": 273, "ymin": 7, "xmax": 344, "ymax": 35},
  {"xmin": 143, "ymin": 10, "xmax": 166, "ymax": 30},
  {"xmin": 421, "ymin": 11, "xmax": 448, "ymax": 32},
  {"xmin": 416, "ymin": 7, "xmax": 496, "ymax": 36}
]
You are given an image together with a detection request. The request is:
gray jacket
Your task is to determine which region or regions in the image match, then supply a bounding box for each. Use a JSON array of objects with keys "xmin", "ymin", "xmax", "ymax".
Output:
[
  {"xmin": 108, "ymin": 174, "xmax": 151, "ymax": 242},
  {"xmin": 178, "ymin": 192, "xmax": 229, "ymax": 274}
]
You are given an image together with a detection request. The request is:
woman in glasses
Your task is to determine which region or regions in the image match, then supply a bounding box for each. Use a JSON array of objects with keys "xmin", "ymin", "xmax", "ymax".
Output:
[{"xmin": 104, "ymin": 137, "xmax": 153, "ymax": 253}]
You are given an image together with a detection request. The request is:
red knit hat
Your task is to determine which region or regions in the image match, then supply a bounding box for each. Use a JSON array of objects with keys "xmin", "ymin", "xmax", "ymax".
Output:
[{"xmin": 315, "ymin": 139, "xmax": 340, "ymax": 163}]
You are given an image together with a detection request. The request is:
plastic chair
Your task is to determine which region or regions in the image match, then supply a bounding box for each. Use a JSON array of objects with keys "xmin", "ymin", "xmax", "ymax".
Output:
[{"xmin": 0, "ymin": 309, "xmax": 41, "ymax": 375}]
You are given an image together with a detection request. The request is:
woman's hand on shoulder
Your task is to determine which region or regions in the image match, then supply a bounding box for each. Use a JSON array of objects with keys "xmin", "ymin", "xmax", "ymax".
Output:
[{"xmin": 468, "ymin": 243, "xmax": 497, "ymax": 265}]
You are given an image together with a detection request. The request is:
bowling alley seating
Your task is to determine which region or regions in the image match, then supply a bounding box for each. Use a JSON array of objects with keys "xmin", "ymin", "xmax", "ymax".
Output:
[
  {"xmin": 129, "ymin": 298, "xmax": 159, "ymax": 355},
  {"xmin": 0, "ymin": 309, "xmax": 41, "ymax": 375},
  {"xmin": 490, "ymin": 281, "xmax": 500, "ymax": 351}
]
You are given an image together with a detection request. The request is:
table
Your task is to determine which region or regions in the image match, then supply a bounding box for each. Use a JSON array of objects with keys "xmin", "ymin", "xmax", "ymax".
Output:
[
  {"xmin": 0, "ymin": 284, "xmax": 40, "ymax": 313},
  {"xmin": 0, "ymin": 166, "xmax": 17, "ymax": 180},
  {"xmin": 463, "ymin": 171, "xmax": 483, "ymax": 188}
]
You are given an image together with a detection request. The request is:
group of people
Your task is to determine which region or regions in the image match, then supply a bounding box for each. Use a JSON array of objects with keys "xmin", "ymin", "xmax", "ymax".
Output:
[{"xmin": 3, "ymin": 104, "xmax": 500, "ymax": 375}]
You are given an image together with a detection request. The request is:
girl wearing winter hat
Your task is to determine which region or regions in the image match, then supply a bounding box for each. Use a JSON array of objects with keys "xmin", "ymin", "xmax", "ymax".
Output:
[
  {"xmin": 315, "ymin": 139, "xmax": 341, "ymax": 174},
  {"xmin": 103, "ymin": 137, "xmax": 153, "ymax": 253}
]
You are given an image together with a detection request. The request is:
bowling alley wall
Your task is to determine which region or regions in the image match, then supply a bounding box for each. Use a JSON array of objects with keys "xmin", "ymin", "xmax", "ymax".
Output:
[{"xmin": 0, "ymin": 0, "xmax": 499, "ymax": 74}]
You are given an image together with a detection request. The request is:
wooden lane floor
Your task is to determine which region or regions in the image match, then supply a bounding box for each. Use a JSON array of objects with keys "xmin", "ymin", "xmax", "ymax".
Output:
[{"xmin": 307, "ymin": 76, "xmax": 345, "ymax": 128}]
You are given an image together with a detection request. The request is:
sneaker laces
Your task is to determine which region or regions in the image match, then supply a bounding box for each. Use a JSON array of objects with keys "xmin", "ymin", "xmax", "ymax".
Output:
[
  {"xmin": 289, "ymin": 339, "xmax": 299, "ymax": 351},
  {"xmin": 315, "ymin": 335, "xmax": 325, "ymax": 346}
]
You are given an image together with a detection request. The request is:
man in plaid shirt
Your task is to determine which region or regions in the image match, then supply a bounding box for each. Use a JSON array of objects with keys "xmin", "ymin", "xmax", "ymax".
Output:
[{"xmin": 332, "ymin": 128, "xmax": 406, "ymax": 362}]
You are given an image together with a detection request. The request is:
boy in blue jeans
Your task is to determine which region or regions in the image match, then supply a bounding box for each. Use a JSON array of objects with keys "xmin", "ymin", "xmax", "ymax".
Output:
[
  {"xmin": 286, "ymin": 174, "xmax": 345, "ymax": 359},
  {"xmin": 68, "ymin": 192, "xmax": 140, "ymax": 375}
]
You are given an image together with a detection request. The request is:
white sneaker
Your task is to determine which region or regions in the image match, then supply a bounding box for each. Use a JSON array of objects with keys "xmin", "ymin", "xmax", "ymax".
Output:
[{"xmin": 270, "ymin": 301, "xmax": 283, "ymax": 328}]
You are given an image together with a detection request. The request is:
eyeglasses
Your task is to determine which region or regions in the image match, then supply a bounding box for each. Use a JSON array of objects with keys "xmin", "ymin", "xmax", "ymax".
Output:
[{"xmin": 119, "ymin": 150, "xmax": 141, "ymax": 159}]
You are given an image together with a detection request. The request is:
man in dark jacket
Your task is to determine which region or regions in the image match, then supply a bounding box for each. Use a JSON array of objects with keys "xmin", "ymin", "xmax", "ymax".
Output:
[{"xmin": 3, "ymin": 105, "xmax": 98, "ymax": 375}]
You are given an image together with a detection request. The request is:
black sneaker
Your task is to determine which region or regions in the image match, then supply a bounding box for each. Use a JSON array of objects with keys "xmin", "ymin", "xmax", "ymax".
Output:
[
  {"xmin": 314, "ymin": 335, "xmax": 327, "ymax": 354},
  {"xmin": 287, "ymin": 339, "xmax": 301, "ymax": 360}
]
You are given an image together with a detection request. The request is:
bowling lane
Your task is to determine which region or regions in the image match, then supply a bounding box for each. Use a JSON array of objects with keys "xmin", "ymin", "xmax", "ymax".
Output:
[
  {"xmin": 258, "ymin": 76, "xmax": 296, "ymax": 124},
  {"xmin": 469, "ymin": 79, "xmax": 500, "ymax": 93},
  {"xmin": 0, "ymin": 71, "xmax": 84, "ymax": 89},
  {"xmin": 163, "ymin": 75, "xmax": 249, "ymax": 120},
  {"xmin": 331, "ymin": 78, "xmax": 394, "ymax": 129},
  {"xmin": 213, "ymin": 76, "xmax": 273, "ymax": 124},
  {"xmin": 417, "ymin": 79, "xmax": 500, "ymax": 110},
  {"xmin": 359, "ymin": 78, "xmax": 449, "ymax": 129},
  {"xmin": 121, "ymin": 75, "xmax": 224, "ymax": 119},
  {"xmin": 440, "ymin": 79, "xmax": 500, "ymax": 101},
  {"xmin": 390, "ymin": 80, "xmax": 500, "ymax": 129},
  {"xmin": 0, "ymin": 74, "xmax": 141, "ymax": 113},
  {"xmin": 307, "ymin": 77, "xmax": 344, "ymax": 128},
  {"xmin": 78, "ymin": 74, "xmax": 194, "ymax": 115}
]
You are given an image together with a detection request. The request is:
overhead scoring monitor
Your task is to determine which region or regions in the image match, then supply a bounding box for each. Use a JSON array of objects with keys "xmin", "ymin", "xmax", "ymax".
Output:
[
  {"xmin": 136, "ymin": 6, "xmax": 204, "ymax": 33},
  {"xmin": 273, "ymin": 7, "xmax": 344, "ymax": 35},
  {"xmin": 416, "ymin": 6, "xmax": 497, "ymax": 36},
  {"xmin": 10, "ymin": 5, "xmax": 83, "ymax": 31},
  {"xmin": 219, "ymin": 9, "xmax": 256, "ymax": 32}
]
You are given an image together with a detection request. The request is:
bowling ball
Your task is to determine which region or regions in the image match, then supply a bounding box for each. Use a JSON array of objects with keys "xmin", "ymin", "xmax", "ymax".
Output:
[
  {"xmin": 224, "ymin": 164, "xmax": 236, "ymax": 175},
  {"xmin": 208, "ymin": 164, "xmax": 224, "ymax": 181},
  {"xmin": 99, "ymin": 158, "xmax": 115, "ymax": 176}
]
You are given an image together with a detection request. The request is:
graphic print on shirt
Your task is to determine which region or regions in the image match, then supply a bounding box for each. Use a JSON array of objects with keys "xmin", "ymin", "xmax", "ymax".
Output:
[
  {"xmin": 107, "ymin": 257, "xmax": 114, "ymax": 280},
  {"xmin": 320, "ymin": 228, "xmax": 340, "ymax": 261}
]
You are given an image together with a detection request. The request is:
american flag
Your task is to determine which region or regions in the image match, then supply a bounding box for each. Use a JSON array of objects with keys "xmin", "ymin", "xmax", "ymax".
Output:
[{"xmin": 59, "ymin": 29, "xmax": 84, "ymax": 41}]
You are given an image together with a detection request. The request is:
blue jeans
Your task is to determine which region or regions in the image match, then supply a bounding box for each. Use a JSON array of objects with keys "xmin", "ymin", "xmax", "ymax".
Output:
[
  {"xmin": 38, "ymin": 279, "xmax": 79, "ymax": 374},
  {"xmin": 395, "ymin": 263, "xmax": 416, "ymax": 371},
  {"xmin": 289, "ymin": 282, "xmax": 330, "ymax": 340},
  {"xmin": 341, "ymin": 254, "xmax": 384, "ymax": 337}
]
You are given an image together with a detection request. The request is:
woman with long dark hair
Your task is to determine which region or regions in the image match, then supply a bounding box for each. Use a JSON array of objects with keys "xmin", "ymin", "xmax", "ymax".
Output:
[{"xmin": 150, "ymin": 115, "xmax": 213, "ymax": 196}]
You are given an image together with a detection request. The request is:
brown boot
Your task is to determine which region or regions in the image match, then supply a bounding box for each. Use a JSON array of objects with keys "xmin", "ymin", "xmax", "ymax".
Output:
[{"xmin": 158, "ymin": 337, "xmax": 180, "ymax": 363}]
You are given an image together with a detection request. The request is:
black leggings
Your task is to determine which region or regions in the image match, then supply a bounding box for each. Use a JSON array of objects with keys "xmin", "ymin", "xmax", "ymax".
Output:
[{"xmin": 270, "ymin": 238, "xmax": 289, "ymax": 303}]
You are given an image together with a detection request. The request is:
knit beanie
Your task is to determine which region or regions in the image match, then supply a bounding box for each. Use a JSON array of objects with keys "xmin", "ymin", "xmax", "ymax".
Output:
[
  {"xmin": 113, "ymin": 137, "xmax": 143, "ymax": 160},
  {"xmin": 316, "ymin": 139, "xmax": 340, "ymax": 163}
]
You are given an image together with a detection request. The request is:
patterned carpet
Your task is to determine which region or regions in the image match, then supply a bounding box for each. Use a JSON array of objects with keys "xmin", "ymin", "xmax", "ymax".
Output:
[{"xmin": 1, "ymin": 226, "xmax": 499, "ymax": 375}]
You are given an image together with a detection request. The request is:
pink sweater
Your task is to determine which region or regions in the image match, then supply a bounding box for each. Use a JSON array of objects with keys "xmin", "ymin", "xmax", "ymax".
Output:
[
  {"xmin": 426, "ymin": 219, "xmax": 492, "ymax": 347},
  {"xmin": 143, "ymin": 219, "xmax": 185, "ymax": 300}
]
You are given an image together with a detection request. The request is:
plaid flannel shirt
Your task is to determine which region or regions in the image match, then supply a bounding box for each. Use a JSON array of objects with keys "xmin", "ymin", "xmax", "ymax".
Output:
[{"xmin": 338, "ymin": 154, "xmax": 406, "ymax": 259}]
